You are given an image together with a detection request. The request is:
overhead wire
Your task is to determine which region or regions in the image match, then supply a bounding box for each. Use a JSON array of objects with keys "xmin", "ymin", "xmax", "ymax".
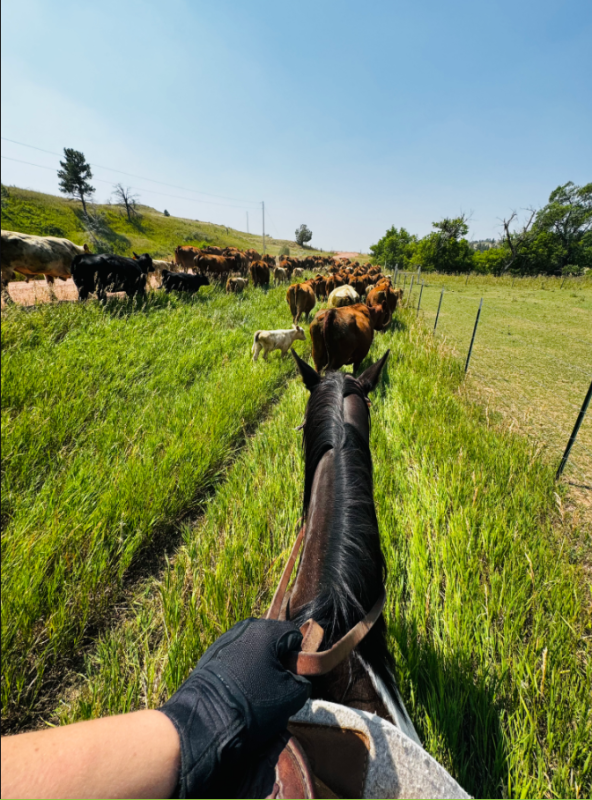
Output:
[
  {"xmin": 1, "ymin": 136, "xmax": 260, "ymax": 206},
  {"xmin": 1, "ymin": 155, "xmax": 258, "ymax": 210}
]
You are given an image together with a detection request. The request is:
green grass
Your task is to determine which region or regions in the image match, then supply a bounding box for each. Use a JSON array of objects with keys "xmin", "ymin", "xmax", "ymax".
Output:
[
  {"xmin": 52, "ymin": 313, "xmax": 590, "ymax": 799},
  {"xmin": 1, "ymin": 186, "xmax": 331, "ymax": 265},
  {"xmin": 1, "ymin": 284, "xmax": 309, "ymax": 726},
  {"xmin": 401, "ymin": 272, "xmax": 592, "ymax": 490}
]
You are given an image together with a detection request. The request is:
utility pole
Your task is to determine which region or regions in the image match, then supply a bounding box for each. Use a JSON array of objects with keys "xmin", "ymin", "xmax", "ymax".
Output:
[{"xmin": 262, "ymin": 201, "xmax": 266, "ymax": 254}]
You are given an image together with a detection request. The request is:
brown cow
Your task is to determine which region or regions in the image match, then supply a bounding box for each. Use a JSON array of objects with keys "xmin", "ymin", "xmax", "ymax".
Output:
[
  {"xmin": 286, "ymin": 281, "xmax": 316, "ymax": 323},
  {"xmin": 249, "ymin": 260, "xmax": 270, "ymax": 287},
  {"xmin": 367, "ymin": 283, "xmax": 401, "ymax": 314},
  {"xmin": 201, "ymin": 246, "xmax": 224, "ymax": 255},
  {"xmin": 245, "ymin": 249, "xmax": 261, "ymax": 262},
  {"xmin": 175, "ymin": 246, "xmax": 202, "ymax": 271},
  {"xmin": 309, "ymin": 303, "xmax": 390, "ymax": 373},
  {"xmin": 325, "ymin": 273, "xmax": 346, "ymax": 295},
  {"xmin": 194, "ymin": 254, "xmax": 231, "ymax": 280},
  {"xmin": 349, "ymin": 275, "xmax": 370, "ymax": 296},
  {"xmin": 226, "ymin": 276, "xmax": 247, "ymax": 293},
  {"xmin": 261, "ymin": 254, "xmax": 275, "ymax": 266},
  {"xmin": 310, "ymin": 275, "xmax": 327, "ymax": 300}
]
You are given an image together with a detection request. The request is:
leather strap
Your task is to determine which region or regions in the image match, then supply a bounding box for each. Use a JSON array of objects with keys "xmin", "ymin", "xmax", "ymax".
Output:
[
  {"xmin": 267, "ymin": 526, "xmax": 386, "ymax": 677},
  {"xmin": 287, "ymin": 590, "xmax": 386, "ymax": 676},
  {"xmin": 265, "ymin": 526, "xmax": 306, "ymax": 621}
]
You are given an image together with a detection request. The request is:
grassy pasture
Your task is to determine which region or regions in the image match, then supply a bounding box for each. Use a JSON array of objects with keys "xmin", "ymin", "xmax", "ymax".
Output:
[
  {"xmin": 403, "ymin": 272, "xmax": 592, "ymax": 492},
  {"xmin": 52, "ymin": 314, "xmax": 590, "ymax": 799},
  {"xmin": 1, "ymin": 284, "xmax": 306, "ymax": 726}
]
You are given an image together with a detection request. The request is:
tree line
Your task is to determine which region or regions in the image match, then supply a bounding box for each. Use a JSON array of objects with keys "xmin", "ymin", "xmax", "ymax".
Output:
[{"xmin": 370, "ymin": 182, "xmax": 592, "ymax": 276}]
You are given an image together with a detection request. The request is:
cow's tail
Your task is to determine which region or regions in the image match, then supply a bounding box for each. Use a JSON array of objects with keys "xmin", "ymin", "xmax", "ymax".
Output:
[
  {"xmin": 288, "ymin": 288, "xmax": 297, "ymax": 320},
  {"xmin": 253, "ymin": 330, "xmax": 261, "ymax": 344}
]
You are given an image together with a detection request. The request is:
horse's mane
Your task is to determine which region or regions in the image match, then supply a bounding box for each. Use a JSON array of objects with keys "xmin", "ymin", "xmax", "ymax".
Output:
[{"xmin": 291, "ymin": 371, "xmax": 398, "ymax": 699}]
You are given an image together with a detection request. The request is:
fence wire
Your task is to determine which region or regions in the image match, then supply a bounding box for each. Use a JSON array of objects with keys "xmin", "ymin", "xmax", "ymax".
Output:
[{"xmin": 393, "ymin": 272, "xmax": 592, "ymax": 491}]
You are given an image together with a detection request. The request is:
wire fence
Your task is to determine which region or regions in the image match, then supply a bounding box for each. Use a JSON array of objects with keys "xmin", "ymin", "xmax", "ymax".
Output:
[{"xmin": 392, "ymin": 270, "xmax": 592, "ymax": 494}]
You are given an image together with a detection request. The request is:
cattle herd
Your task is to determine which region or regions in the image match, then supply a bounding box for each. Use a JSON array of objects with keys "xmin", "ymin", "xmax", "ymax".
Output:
[{"xmin": 1, "ymin": 229, "xmax": 402, "ymax": 373}]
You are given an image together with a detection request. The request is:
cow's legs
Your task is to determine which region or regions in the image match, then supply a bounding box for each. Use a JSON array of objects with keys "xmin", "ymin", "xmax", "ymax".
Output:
[
  {"xmin": 1, "ymin": 276, "xmax": 13, "ymax": 305},
  {"xmin": 252, "ymin": 342, "xmax": 261, "ymax": 362},
  {"xmin": 45, "ymin": 275, "xmax": 58, "ymax": 301}
]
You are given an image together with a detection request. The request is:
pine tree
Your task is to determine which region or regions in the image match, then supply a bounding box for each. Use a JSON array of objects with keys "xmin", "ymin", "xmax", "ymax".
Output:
[{"xmin": 57, "ymin": 148, "xmax": 94, "ymax": 216}]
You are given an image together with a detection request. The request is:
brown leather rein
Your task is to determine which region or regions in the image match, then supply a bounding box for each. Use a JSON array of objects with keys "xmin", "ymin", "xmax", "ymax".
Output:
[{"xmin": 266, "ymin": 526, "xmax": 386, "ymax": 677}]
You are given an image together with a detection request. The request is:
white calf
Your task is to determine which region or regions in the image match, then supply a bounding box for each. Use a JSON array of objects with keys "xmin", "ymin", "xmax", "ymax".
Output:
[{"xmin": 252, "ymin": 325, "xmax": 306, "ymax": 361}]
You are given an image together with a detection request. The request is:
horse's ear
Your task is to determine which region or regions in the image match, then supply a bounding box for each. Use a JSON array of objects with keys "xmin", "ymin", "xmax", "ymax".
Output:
[
  {"xmin": 357, "ymin": 349, "xmax": 390, "ymax": 394},
  {"xmin": 291, "ymin": 349, "xmax": 320, "ymax": 391}
]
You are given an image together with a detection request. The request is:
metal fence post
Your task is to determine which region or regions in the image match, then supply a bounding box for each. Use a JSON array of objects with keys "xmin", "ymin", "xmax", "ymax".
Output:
[
  {"xmin": 556, "ymin": 378, "xmax": 592, "ymax": 479},
  {"xmin": 434, "ymin": 288, "xmax": 444, "ymax": 332},
  {"xmin": 402, "ymin": 275, "xmax": 406, "ymax": 296},
  {"xmin": 407, "ymin": 275, "xmax": 415, "ymax": 306},
  {"xmin": 417, "ymin": 281, "xmax": 424, "ymax": 315},
  {"xmin": 465, "ymin": 298, "xmax": 483, "ymax": 373}
]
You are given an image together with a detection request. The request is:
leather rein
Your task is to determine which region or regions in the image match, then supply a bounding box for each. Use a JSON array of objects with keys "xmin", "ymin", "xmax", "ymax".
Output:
[{"xmin": 266, "ymin": 526, "xmax": 386, "ymax": 677}]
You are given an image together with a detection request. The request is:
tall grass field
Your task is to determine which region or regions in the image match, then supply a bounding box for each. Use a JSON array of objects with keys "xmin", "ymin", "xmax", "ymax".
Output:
[{"xmin": 1, "ymin": 190, "xmax": 591, "ymax": 798}]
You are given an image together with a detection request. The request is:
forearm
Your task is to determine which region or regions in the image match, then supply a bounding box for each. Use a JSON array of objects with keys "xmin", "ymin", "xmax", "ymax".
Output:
[{"xmin": 1, "ymin": 709, "xmax": 180, "ymax": 800}]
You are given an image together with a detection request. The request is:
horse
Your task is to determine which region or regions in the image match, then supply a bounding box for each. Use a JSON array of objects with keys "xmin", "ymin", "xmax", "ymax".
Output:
[
  {"xmin": 232, "ymin": 350, "xmax": 468, "ymax": 798},
  {"xmin": 284, "ymin": 348, "xmax": 415, "ymax": 726}
]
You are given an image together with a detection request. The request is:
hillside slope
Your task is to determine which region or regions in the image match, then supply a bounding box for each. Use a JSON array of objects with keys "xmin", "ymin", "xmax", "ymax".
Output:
[{"xmin": 0, "ymin": 186, "xmax": 330, "ymax": 265}]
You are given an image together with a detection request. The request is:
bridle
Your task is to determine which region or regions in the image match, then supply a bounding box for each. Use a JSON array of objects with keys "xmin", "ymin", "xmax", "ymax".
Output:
[{"xmin": 266, "ymin": 525, "xmax": 386, "ymax": 677}]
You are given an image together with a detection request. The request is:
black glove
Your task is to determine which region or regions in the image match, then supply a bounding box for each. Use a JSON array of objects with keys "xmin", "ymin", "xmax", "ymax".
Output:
[{"xmin": 159, "ymin": 618, "xmax": 310, "ymax": 798}]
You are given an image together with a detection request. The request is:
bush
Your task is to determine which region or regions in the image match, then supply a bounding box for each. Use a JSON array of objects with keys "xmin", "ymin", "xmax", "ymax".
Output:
[
  {"xmin": 279, "ymin": 245, "xmax": 290, "ymax": 257},
  {"xmin": 163, "ymin": 209, "xmax": 170, "ymax": 217},
  {"xmin": 473, "ymin": 247, "xmax": 508, "ymax": 275},
  {"xmin": 562, "ymin": 263, "xmax": 583, "ymax": 276}
]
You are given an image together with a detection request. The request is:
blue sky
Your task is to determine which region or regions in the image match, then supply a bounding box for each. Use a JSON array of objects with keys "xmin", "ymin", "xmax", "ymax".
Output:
[{"xmin": 1, "ymin": 0, "xmax": 591, "ymax": 251}]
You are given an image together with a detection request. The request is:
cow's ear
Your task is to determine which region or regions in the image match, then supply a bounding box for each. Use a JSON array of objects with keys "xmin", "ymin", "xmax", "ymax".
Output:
[
  {"xmin": 133, "ymin": 252, "xmax": 139, "ymax": 259},
  {"xmin": 291, "ymin": 349, "xmax": 320, "ymax": 391},
  {"xmin": 357, "ymin": 349, "xmax": 390, "ymax": 394}
]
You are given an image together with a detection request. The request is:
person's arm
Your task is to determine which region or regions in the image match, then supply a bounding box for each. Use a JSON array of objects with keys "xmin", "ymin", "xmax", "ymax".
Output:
[
  {"xmin": 1, "ymin": 618, "xmax": 310, "ymax": 799},
  {"xmin": 1, "ymin": 709, "xmax": 180, "ymax": 800}
]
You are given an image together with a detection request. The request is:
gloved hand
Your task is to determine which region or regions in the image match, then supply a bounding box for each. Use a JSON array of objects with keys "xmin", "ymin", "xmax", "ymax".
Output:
[{"xmin": 159, "ymin": 618, "xmax": 310, "ymax": 798}]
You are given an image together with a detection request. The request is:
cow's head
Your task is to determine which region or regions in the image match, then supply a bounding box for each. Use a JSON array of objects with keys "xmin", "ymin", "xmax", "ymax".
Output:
[
  {"xmin": 291, "ymin": 325, "xmax": 306, "ymax": 342},
  {"xmin": 134, "ymin": 253, "xmax": 155, "ymax": 273}
]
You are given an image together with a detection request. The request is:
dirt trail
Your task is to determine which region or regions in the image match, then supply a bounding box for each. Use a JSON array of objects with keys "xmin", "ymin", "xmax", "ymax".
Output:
[
  {"xmin": 334, "ymin": 251, "xmax": 363, "ymax": 260},
  {"xmin": 1, "ymin": 275, "xmax": 165, "ymax": 309}
]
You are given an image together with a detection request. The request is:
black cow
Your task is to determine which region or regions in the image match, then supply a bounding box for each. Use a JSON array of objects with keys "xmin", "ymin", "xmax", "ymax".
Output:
[
  {"xmin": 160, "ymin": 269, "xmax": 210, "ymax": 294},
  {"xmin": 71, "ymin": 252, "xmax": 154, "ymax": 302}
]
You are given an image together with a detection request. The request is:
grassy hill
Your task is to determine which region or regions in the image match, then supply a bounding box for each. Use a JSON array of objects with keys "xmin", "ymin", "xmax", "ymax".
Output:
[{"xmin": 0, "ymin": 186, "xmax": 331, "ymax": 268}]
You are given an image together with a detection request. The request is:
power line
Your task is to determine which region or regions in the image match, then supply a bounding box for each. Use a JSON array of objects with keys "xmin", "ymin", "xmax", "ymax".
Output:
[
  {"xmin": 1, "ymin": 155, "xmax": 257, "ymax": 210},
  {"xmin": 1, "ymin": 136, "xmax": 260, "ymax": 206}
]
